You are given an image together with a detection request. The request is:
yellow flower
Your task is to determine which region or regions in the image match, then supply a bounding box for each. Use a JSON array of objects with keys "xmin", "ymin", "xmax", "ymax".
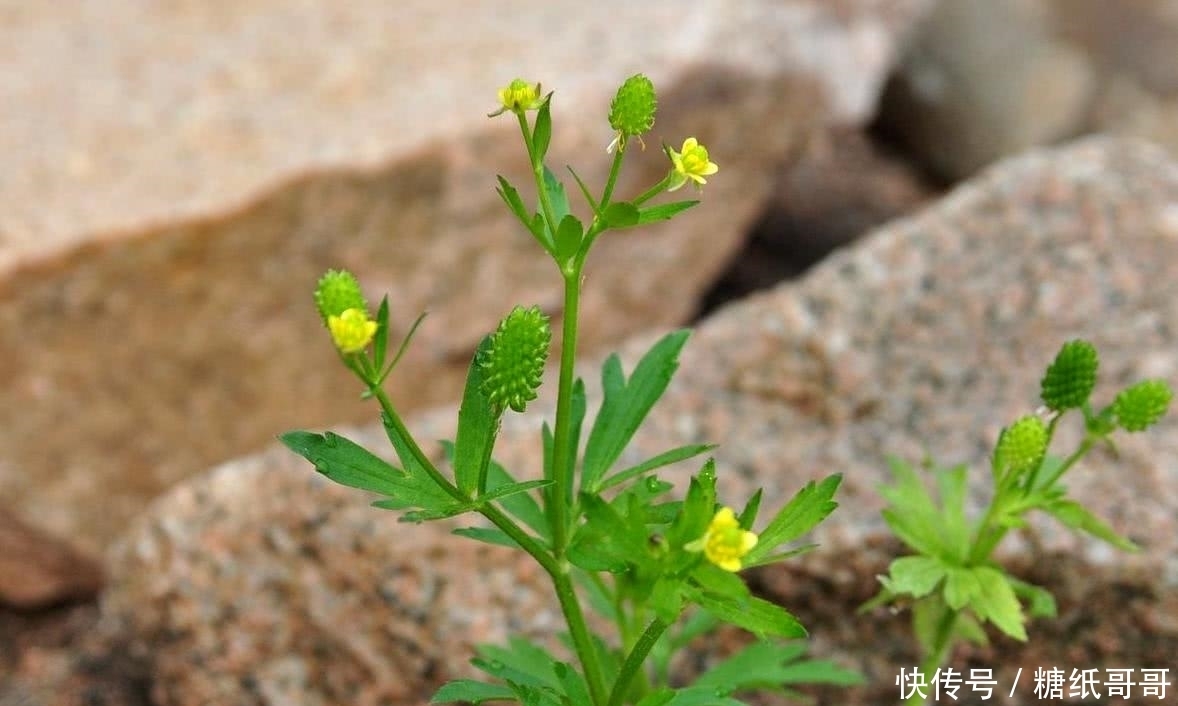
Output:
[
  {"xmin": 327, "ymin": 308, "xmax": 378, "ymax": 354},
  {"xmin": 490, "ymin": 79, "xmax": 545, "ymax": 116},
  {"xmin": 685, "ymin": 507, "xmax": 758, "ymax": 572},
  {"xmin": 666, "ymin": 137, "xmax": 718, "ymax": 191}
]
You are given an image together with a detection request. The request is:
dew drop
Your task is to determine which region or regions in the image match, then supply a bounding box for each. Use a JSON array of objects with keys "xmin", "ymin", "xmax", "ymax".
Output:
[{"xmin": 644, "ymin": 476, "xmax": 662, "ymax": 492}]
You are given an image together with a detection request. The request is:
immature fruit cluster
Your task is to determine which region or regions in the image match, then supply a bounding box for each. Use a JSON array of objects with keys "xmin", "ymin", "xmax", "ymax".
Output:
[
  {"xmin": 608, "ymin": 73, "xmax": 657, "ymax": 151},
  {"xmin": 480, "ymin": 306, "xmax": 551, "ymax": 413},
  {"xmin": 996, "ymin": 415, "xmax": 1048, "ymax": 476},
  {"xmin": 1040, "ymin": 340, "xmax": 1098, "ymax": 411},
  {"xmin": 1113, "ymin": 379, "xmax": 1173, "ymax": 432}
]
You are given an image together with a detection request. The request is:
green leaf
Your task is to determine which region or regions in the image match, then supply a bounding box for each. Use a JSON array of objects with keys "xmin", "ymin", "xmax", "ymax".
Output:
[
  {"xmin": 552, "ymin": 662, "xmax": 592, "ymax": 706},
  {"xmin": 554, "ymin": 214, "xmax": 583, "ymax": 263},
  {"xmin": 453, "ymin": 336, "xmax": 501, "ymax": 495},
  {"xmin": 542, "ymin": 166, "xmax": 570, "ymax": 228},
  {"xmin": 690, "ymin": 561, "xmax": 750, "ymax": 603},
  {"xmin": 969, "ymin": 567, "xmax": 1027, "ymax": 641},
  {"xmin": 686, "ymin": 587, "xmax": 806, "ymax": 640},
  {"xmin": 1007, "ymin": 576, "xmax": 1057, "ymax": 618},
  {"xmin": 431, "ymin": 679, "xmax": 515, "ymax": 704},
  {"xmin": 582, "ymin": 331, "xmax": 690, "ymax": 491},
  {"xmin": 452, "ymin": 526, "xmax": 521, "ymax": 549},
  {"xmin": 567, "ymin": 493, "xmax": 649, "ymax": 572},
  {"xmin": 486, "ymin": 460, "xmax": 549, "ymax": 541},
  {"xmin": 533, "ymin": 100, "xmax": 552, "ymax": 161},
  {"xmin": 744, "ymin": 474, "xmax": 841, "ymax": 566},
  {"xmin": 281, "ymin": 430, "xmax": 453, "ymax": 512},
  {"xmin": 738, "ymin": 489, "xmax": 763, "ymax": 529},
  {"xmin": 659, "ymin": 688, "xmax": 747, "ymax": 706},
  {"xmin": 942, "ymin": 566, "xmax": 982, "ymax": 610},
  {"xmin": 381, "ymin": 411, "xmax": 433, "ymax": 483},
  {"xmin": 878, "ymin": 458, "xmax": 953, "ymax": 559},
  {"xmin": 666, "ymin": 461, "xmax": 717, "ymax": 552},
  {"xmin": 637, "ymin": 200, "xmax": 698, "ymax": 224},
  {"xmin": 934, "ymin": 465, "xmax": 971, "ymax": 562},
  {"xmin": 281, "ymin": 430, "xmax": 402, "ymax": 496},
  {"xmin": 497, "ymin": 176, "xmax": 550, "ymax": 251},
  {"xmin": 1042, "ymin": 498, "xmax": 1139, "ymax": 552},
  {"xmin": 373, "ymin": 296, "xmax": 390, "ymax": 371},
  {"xmin": 567, "ymin": 166, "xmax": 600, "ymax": 214},
  {"xmin": 694, "ymin": 641, "xmax": 864, "ymax": 694},
  {"xmin": 885, "ymin": 555, "xmax": 948, "ymax": 599},
  {"xmin": 635, "ymin": 690, "xmax": 676, "ymax": 706},
  {"xmin": 474, "ymin": 638, "xmax": 562, "ymax": 691},
  {"xmin": 602, "ymin": 201, "xmax": 640, "ymax": 228},
  {"xmin": 598, "ymin": 443, "xmax": 717, "ymax": 492}
]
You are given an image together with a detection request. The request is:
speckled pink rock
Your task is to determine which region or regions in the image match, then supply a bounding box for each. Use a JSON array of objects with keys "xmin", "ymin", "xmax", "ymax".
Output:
[
  {"xmin": 96, "ymin": 137, "xmax": 1178, "ymax": 705},
  {"xmin": 0, "ymin": 0, "xmax": 932, "ymax": 557}
]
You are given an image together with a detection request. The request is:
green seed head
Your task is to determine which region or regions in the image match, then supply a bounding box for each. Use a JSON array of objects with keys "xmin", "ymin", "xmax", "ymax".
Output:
[
  {"xmin": 995, "ymin": 415, "xmax": 1048, "ymax": 475},
  {"xmin": 314, "ymin": 270, "xmax": 368, "ymax": 324},
  {"xmin": 608, "ymin": 74, "xmax": 656, "ymax": 150},
  {"xmin": 1040, "ymin": 340, "xmax": 1098, "ymax": 411},
  {"xmin": 480, "ymin": 306, "xmax": 551, "ymax": 413},
  {"xmin": 1113, "ymin": 379, "xmax": 1173, "ymax": 432}
]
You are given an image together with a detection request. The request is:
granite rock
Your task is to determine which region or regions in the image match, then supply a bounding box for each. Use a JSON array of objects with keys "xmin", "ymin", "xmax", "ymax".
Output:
[
  {"xmin": 95, "ymin": 137, "xmax": 1178, "ymax": 704},
  {"xmin": 0, "ymin": 0, "xmax": 933, "ymax": 556}
]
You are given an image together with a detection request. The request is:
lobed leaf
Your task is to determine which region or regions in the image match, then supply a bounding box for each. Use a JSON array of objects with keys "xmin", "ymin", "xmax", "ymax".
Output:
[{"xmin": 582, "ymin": 331, "xmax": 690, "ymax": 491}]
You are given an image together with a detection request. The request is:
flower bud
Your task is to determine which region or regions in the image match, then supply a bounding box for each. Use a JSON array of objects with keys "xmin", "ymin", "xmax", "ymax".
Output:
[
  {"xmin": 1040, "ymin": 340, "xmax": 1098, "ymax": 411},
  {"xmin": 314, "ymin": 270, "xmax": 368, "ymax": 324},
  {"xmin": 1113, "ymin": 379, "xmax": 1172, "ymax": 432},
  {"xmin": 995, "ymin": 415, "xmax": 1047, "ymax": 475},
  {"xmin": 491, "ymin": 79, "xmax": 544, "ymax": 116},
  {"xmin": 480, "ymin": 306, "xmax": 551, "ymax": 413},
  {"xmin": 607, "ymin": 74, "xmax": 656, "ymax": 153}
]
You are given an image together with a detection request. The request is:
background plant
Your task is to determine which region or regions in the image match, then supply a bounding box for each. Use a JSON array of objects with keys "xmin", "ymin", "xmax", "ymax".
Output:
[
  {"xmin": 864, "ymin": 339, "xmax": 1172, "ymax": 704},
  {"xmin": 283, "ymin": 75, "xmax": 859, "ymax": 706}
]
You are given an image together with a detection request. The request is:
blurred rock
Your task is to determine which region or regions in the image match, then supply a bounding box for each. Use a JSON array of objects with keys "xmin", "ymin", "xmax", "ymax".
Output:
[
  {"xmin": 0, "ymin": 506, "xmax": 103, "ymax": 610},
  {"xmin": 94, "ymin": 137, "xmax": 1178, "ymax": 704},
  {"xmin": 698, "ymin": 128, "xmax": 937, "ymax": 314},
  {"xmin": 0, "ymin": 0, "xmax": 933, "ymax": 556},
  {"xmin": 877, "ymin": 0, "xmax": 1178, "ymax": 182}
]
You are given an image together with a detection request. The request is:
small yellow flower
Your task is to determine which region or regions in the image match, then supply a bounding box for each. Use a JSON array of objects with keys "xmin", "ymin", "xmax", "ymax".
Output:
[
  {"xmin": 685, "ymin": 507, "xmax": 758, "ymax": 572},
  {"xmin": 490, "ymin": 79, "xmax": 545, "ymax": 116},
  {"xmin": 666, "ymin": 137, "xmax": 719, "ymax": 191},
  {"xmin": 327, "ymin": 308, "xmax": 378, "ymax": 354}
]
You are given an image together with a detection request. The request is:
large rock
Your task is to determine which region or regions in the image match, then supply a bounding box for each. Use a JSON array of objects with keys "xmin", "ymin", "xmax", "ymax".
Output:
[
  {"xmin": 878, "ymin": 0, "xmax": 1178, "ymax": 181},
  {"xmin": 87, "ymin": 137, "xmax": 1178, "ymax": 705},
  {"xmin": 0, "ymin": 0, "xmax": 933, "ymax": 555}
]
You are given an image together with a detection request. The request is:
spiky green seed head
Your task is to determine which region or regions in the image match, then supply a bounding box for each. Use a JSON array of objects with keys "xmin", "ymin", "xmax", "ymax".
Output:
[
  {"xmin": 1040, "ymin": 340, "xmax": 1098, "ymax": 411},
  {"xmin": 995, "ymin": 415, "xmax": 1048, "ymax": 475},
  {"xmin": 314, "ymin": 270, "xmax": 368, "ymax": 324},
  {"xmin": 1113, "ymin": 379, "xmax": 1172, "ymax": 432},
  {"xmin": 480, "ymin": 306, "xmax": 551, "ymax": 413},
  {"xmin": 608, "ymin": 74, "xmax": 656, "ymax": 152}
]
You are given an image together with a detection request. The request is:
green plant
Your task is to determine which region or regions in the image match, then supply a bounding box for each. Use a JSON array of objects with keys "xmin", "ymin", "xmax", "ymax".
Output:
[
  {"xmin": 863, "ymin": 339, "xmax": 1172, "ymax": 704},
  {"xmin": 282, "ymin": 75, "xmax": 858, "ymax": 706}
]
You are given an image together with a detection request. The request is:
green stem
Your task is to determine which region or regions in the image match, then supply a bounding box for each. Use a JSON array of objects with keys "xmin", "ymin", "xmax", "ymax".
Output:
[
  {"xmin": 554, "ymin": 567, "xmax": 610, "ymax": 705},
  {"xmin": 632, "ymin": 173, "xmax": 672, "ymax": 207},
  {"xmin": 518, "ymin": 111, "xmax": 561, "ymax": 242},
  {"xmin": 545, "ymin": 270, "xmax": 610, "ymax": 703},
  {"xmin": 599, "ymin": 148, "xmax": 625, "ymax": 208},
  {"xmin": 1036, "ymin": 437, "xmax": 1095, "ymax": 492},
  {"xmin": 608, "ymin": 618, "xmax": 671, "ymax": 706},
  {"xmin": 904, "ymin": 609, "xmax": 958, "ymax": 706},
  {"xmin": 372, "ymin": 388, "xmax": 558, "ymax": 576}
]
